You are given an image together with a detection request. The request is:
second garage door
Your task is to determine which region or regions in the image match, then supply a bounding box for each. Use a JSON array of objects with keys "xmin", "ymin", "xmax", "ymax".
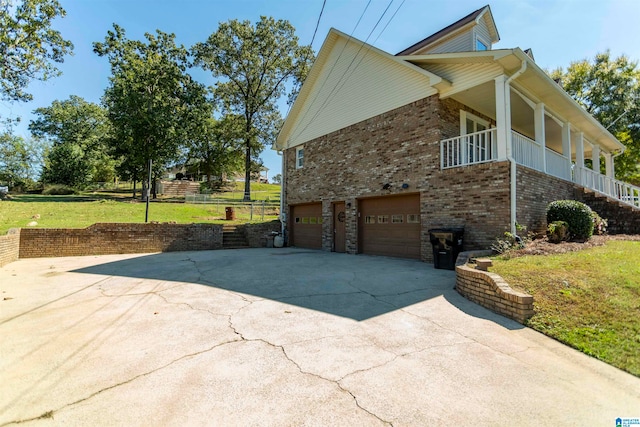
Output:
[
  {"xmin": 290, "ymin": 203, "xmax": 323, "ymax": 249},
  {"xmin": 358, "ymin": 194, "xmax": 421, "ymax": 259}
]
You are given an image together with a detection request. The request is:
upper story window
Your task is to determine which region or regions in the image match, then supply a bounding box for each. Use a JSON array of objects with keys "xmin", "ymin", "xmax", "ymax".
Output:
[
  {"xmin": 476, "ymin": 38, "xmax": 488, "ymax": 51},
  {"xmin": 296, "ymin": 146, "xmax": 304, "ymax": 169}
]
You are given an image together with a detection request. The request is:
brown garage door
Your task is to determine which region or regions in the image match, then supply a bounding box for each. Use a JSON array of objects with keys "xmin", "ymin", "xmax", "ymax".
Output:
[
  {"xmin": 359, "ymin": 194, "xmax": 420, "ymax": 259},
  {"xmin": 290, "ymin": 203, "xmax": 323, "ymax": 249}
]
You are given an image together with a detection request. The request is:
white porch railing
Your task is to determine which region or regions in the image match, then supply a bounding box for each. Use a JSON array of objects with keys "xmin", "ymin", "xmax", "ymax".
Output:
[
  {"xmin": 545, "ymin": 148, "xmax": 572, "ymax": 181},
  {"xmin": 440, "ymin": 128, "xmax": 498, "ymax": 169},
  {"xmin": 440, "ymin": 128, "xmax": 640, "ymax": 210},
  {"xmin": 576, "ymin": 167, "xmax": 640, "ymax": 209},
  {"xmin": 511, "ymin": 132, "xmax": 542, "ymax": 171}
]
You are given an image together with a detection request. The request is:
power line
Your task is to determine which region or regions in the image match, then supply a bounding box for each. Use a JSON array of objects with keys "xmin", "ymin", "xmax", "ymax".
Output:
[
  {"xmin": 289, "ymin": 0, "xmax": 401, "ymax": 143},
  {"xmin": 284, "ymin": 0, "xmax": 372, "ymax": 135},
  {"xmin": 285, "ymin": 0, "xmax": 328, "ymax": 118},
  {"xmin": 310, "ymin": 0, "xmax": 327, "ymax": 47}
]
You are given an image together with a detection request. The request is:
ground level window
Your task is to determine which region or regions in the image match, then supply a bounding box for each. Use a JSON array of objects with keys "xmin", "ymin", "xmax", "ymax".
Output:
[
  {"xmin": 318, "ymin": 217, "xmax": 323, "ymax": 224},
  {"xmin": 365, "ymin": 215, "xmax": 376, "ymax": 224},
  {"xmin": 301, "ymin": 217, "xmax": 309, "ymax": 224},
  {"xmin": 391, "ymin": 214, "xmax": 403, "ymax": 223},
  {"xmin": 378, "ymin": 215, "xmax": 389, "ymax": 224},
  {"xmin": 295, "ymin": 217, "xmax": 301, "ymax": 223},
  {"xmin": 309, "ymin": 217, "xmax": 317, "ymax": 224},
  {"xmin": 407, "ymin": 214, "xmax": 420, "ymax": 223}
]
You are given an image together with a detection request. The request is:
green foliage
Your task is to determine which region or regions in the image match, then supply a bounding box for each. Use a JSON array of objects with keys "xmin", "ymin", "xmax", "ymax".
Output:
[
  {"xmin": 591, "ymin": 211, "xmax": 608, "ymax": 235},
  {"xmin": 94, "ymin": 24, "xmax": 210, "ymax": 199},
  {"xmin": 41, "ymin": 142, "xmax": 91, "ymax": 187},
  {"xmin": 192, "ymin": 16, "xmax": 313, "ymax": 200},
  {"xmin": 0, "ymin": 132, "xmax": 45, "ymax": 187},
  {"xmin": 546, "ymin": 200, "xmax": 594, "ymax": 241},
  {"xmin": 42, "ymin": 184, "xmax": 76, "ymax": 195},
  {"xmin": 0, "ymin": 0, "xmax": 73, "ymax": 103},
  {"xmin": 549, "ymin": 51, "xmax": 640, "ymax": 184},
  {"xmin": 271, "ymin": 174, "xmax": 282, "ymax": 185},
  {"xmin": 547, "ymin": 220, "xmax": 569, "ymax": 243},
  {"xmin": 491, "ymin": 223, "xmax": 531, "ymax": 255},
  {"xmin": 490, "ymin": 240, "xmax": 640, "ymax": 376},
  {"xmin": 29, "ymin": 95, "xmax": 114, "ymax": 186},
  {"xmin": 186, "ymin": 114, "xmax": 244, "ymax": 184}
]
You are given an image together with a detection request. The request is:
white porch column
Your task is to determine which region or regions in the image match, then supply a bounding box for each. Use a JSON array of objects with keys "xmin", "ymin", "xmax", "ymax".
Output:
[
  {"xmin": 604, "ymin": 152, "xmax": 615, "ymax": 178},
  {"xmin": 562, "ymin": 122, "xmax": 572, "ymax": 179},
  {"xmin": 574, "ymin": 132, "xmax": 585, "ymax": 185},
  {"xmin": 494, "ymin": 75, "xmax": 510, "ymax": 160},
  {"xmin": 592, "ymin": 145, "xmax": 601, "ymax": 173},
  {"xmin": 534, "ymin": 103, "xmax": 546, "ymax": 172}
]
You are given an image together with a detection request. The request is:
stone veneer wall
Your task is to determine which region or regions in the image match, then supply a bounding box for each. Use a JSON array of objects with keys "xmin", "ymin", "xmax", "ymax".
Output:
[
  {"xmin": 284, "ymin": 95, "xmax": 511, "ymax": 262},
  {"xmin": 0, "ymin": 229, "xmax": 20, "ymax": 267},
  {"xmin": 19, "ymin": 223, "xmax": 223, "ymax": 258},
  {"xmin": 455, "ymin": 250, "xmax": 534, "ymax": 324}
]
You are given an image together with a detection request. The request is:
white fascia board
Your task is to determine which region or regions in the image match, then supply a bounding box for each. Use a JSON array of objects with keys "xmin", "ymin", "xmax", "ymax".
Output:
[
  {"xmin": 275, "ymin": 28, "xmax": 448, "ymax": 151},
  {"xmin": 511, "ymin": 49, "xmax": 625, "ymax": 153}
]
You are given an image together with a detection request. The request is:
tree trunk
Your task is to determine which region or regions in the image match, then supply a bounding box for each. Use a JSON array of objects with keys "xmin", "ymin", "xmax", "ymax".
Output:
[
  {"xmin": 132, "ymin": 177, "xmax": 137, "ymax": 199},
  {"xmin": 152, "ymin": 176, "xmax": 157, "ymax": 199},
  {"xmin": 243, "ymin": 139, "xmax": 251, "ymax": 202}
]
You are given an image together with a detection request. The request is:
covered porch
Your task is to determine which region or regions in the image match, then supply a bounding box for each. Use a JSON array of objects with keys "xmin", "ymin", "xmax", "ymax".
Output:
[{"xmin": 439, "ymin": 70, "xmax": 640, "ymax": 209}]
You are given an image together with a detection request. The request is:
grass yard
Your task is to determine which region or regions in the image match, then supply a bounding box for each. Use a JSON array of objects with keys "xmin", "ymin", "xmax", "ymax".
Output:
[
  {"xmin": 0, "ymin": 192, "xmax": 280, "ymax": 234},
  {"xmin": 490, "ymin": 240, "xmax": 640, "ymax": 377}
]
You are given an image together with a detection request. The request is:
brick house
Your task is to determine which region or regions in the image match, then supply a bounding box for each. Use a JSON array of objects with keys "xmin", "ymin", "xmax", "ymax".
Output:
[{"xmin": 274, "ymin": 5, "xmax": 639, "ymax": 262}]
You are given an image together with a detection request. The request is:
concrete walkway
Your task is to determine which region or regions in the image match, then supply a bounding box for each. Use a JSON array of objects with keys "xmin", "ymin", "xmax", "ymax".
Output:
[{"xmin": 1, "ymin": 248, "xmax": 639, "ymax": 426}]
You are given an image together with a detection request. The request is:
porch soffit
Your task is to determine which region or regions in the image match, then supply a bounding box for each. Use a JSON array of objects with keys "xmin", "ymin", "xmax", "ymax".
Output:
[{"xmin": 410, "ymin": 49, "xmax": 623, "ymax": 154}]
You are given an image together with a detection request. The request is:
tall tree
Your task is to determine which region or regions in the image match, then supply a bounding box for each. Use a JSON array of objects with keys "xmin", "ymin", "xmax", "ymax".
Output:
[
  {"xmin": 192, "ymin": 16, "xmax": 313, "ymax": 201},
  {"xmin": 0, "ymin": 0, "xmax": 73, "ymax": 104},
  {"xmin": 550, "ymin": 51, "xmax": 640, "ymax": 184},
  {"xmin": 94, "ymin": 24, "xmax": 210, "ymax": 199},
  {"xmin": 29, "ymin": 95, "xmax": 114, "ymax": 186},
  {"xmin": 186, "ymin": 114, "xmax": 245, "ymax": 186},
  {"xmin": 0, "ymin": 132, "xmax": 44, "ymax": 187}
]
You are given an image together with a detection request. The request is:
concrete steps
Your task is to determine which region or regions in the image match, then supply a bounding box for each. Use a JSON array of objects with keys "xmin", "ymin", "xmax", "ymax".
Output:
[{"xmin": 222, "ymin": 225, "xmax": 249, "ymax": 249}]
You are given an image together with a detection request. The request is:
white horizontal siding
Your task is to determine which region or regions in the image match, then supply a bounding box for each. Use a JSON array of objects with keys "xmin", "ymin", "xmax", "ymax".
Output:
[
  {"xmin": 475, "ymin": 19, "xmax": 492, "ymax": 47},
  {"xmin": 421, "ymin": 62, "xmax": 502, "ymax": 98},
  {"xmin": 284, "ymin": 38, "xmax": 436, "ymax": 148},
  {"xmin": 423, "ymin": 30, "xmax": 473, "ymax": 54}
]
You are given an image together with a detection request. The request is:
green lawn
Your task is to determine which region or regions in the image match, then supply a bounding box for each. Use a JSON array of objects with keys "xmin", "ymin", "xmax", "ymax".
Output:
[
  {"xmin": 490, "ymin": 240, "xmax": 640, "ymax": 377},
  {"xmin": 0, "ymin": 191, "xmax": 280, "ymax": 234}
]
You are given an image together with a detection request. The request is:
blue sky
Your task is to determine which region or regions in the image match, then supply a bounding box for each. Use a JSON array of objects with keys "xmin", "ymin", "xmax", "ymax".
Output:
[{"xmin": 3, "ymin": 0, "xmax": 639, "ymax": 178}]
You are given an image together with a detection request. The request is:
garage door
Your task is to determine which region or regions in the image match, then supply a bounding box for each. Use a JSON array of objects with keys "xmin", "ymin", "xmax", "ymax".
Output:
[
  {"xmin": 359, "ymin": 194, "xmax": 420, "ymax": 259},
  {"xmin": 290, "ymin": 203, "xmax": 323, "ymax": 249}
]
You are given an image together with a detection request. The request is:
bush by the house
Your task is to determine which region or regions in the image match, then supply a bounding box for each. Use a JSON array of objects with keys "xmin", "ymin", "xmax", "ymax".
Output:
[
  {"xmin": 42, "ymin": 184, "xmax": 77, "ymax": 195},
  {"xmin": 547, "ymin": 220, "xmax": 570, "ymax": 243},
  {"xmin": 592, "ymin": 211, "xmax": 608, "ymax": 235},
  {"xmin": 546, "ymin": 200, "xmax": 594, "ymax": 241}
]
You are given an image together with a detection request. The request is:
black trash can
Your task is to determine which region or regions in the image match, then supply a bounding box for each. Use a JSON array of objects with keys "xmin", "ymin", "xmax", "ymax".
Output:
[{"xmin": 429, "ymin": 228, "xmax": 464, "ymax": 270}]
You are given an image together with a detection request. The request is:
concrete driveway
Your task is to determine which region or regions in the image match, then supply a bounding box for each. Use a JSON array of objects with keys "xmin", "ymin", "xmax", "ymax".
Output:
[{"xmin": 1, "ymin": 248, "xmax": 639, "ymax": 426}]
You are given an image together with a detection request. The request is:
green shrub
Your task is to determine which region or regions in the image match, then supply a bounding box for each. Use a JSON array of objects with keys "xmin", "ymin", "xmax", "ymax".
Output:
[
  {"xmin": 592, "ymin": 211, "xmax": 608, "ymax": 235},
  {"xmin": 547, "ymin": 220, "xmax": 569, "ymax": 243},
  {"xmin": 546, "ymin": 200, "xmax": 594, "ymax": 241},
  {"xmin": 42, "ymin": 184, "xmax": 77, "ymax": 195}
]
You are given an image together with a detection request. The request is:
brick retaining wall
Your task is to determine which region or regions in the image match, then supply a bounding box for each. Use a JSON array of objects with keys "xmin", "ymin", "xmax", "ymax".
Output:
[
  {"xmin": 19, "ymin": 223, "xmax": 224, "ymax": 258},
  {"xmin": 0, "ymin": 229, "xmax": 20, "ymax": 267},
  {"xmin": 245, "ymin": 221, "xmax": 282, "ymax": 247},
  {"xmin": 455, "ymin": 250, "xmax": 534, "ymax": 324}
]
